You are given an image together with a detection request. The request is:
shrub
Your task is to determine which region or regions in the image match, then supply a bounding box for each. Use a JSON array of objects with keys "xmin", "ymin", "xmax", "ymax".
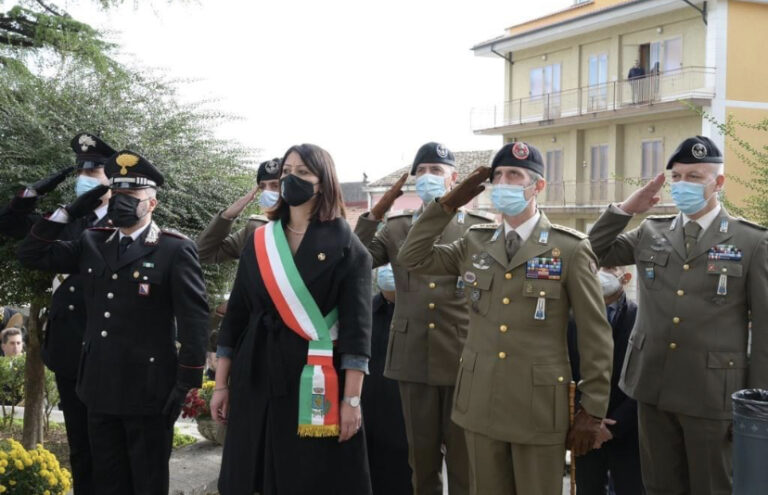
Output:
[{"xmin": 0, "ymin": 439, "xmax": 71, "ymax": 494}]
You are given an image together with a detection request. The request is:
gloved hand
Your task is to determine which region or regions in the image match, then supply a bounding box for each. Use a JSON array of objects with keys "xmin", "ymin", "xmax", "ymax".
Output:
[
  {"xmin": 30, "ymin": 166, "xmax": 75, "ymax": 195},
  {"xmin": 567, "ymin": 408, "xmax": 603, "ymax": 456},
  {"xmin": 65, "ymin": 185, "xmax": 109, "ymax": 220},
  {"xmin": 438, "ymin": 166, "xmax": 491, "ymax": 212},
  {"xmin": 162, "ymin": 384, "xmax": 190, "ymax": 427},
  {"xmin": 371, "ymin": 172, "xmax": 408, "ymax": 220}
]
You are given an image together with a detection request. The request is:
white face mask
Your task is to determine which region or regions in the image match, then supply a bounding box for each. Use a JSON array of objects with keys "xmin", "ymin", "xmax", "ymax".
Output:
[{"xmin": 598, "ymin": 271, "xmax": 622, "ymax": 297}]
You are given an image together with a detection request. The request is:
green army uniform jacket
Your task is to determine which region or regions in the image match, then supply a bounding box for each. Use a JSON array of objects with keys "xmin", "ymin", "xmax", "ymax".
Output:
[
  {"xmin": 589, "ymin": 205, "xmax": 768, "ymax": 420},
  {"xmin": 398, "ymin": 201, "xmax": 613, "ymax": 445},
  {"xmin": 355, "ymin": 204, "xmax": 495, "ymax": 385},
  {"xmin": 195, "ymin": 210, "xmax": 268, "ymax": 264}
]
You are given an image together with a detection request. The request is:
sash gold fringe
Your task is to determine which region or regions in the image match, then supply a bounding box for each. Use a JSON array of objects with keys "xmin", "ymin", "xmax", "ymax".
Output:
[{"xmin": 297, "ymin": 424, "xmax": 340, "ymax": 438}]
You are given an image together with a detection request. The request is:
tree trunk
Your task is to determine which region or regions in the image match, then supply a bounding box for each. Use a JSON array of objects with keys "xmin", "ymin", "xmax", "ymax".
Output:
[{"xmin": 22, "ymin": 301, "xmax": 45, "ymax": 448}]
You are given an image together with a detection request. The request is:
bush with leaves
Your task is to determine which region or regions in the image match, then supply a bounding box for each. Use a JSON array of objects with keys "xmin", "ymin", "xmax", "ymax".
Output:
[{"xmin": 0, "ymin": 356, "xmax": 25, "ymax": 427}]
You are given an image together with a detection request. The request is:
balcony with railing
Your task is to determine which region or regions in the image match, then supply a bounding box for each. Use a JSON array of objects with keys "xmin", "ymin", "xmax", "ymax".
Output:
[
  {"xmin": 539, "ymin": 178, "xmax": 675, "ymax": 210},
  {"xmin": 471, "ymin": 67, "xmax": 715, "ymax": 134}
]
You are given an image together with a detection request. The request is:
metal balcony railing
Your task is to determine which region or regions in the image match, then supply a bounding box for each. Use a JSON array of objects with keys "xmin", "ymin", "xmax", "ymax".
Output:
[
  {"xmin": 539, "ymin": 178, "xmax": 674, "ymax": 208},
  {"xmin": 471, "ymin": 67, "xmax": 715, "ymax": 132}
]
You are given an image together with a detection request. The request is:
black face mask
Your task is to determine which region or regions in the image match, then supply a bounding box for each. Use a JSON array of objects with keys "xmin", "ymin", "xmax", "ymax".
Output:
[
  {"xmin": 108, "ymin": 194, "xmax": 148, "ymax": 227},
  {"xmin": 280, "ymin": 174, "xmax": 317, "ymax": 206}
]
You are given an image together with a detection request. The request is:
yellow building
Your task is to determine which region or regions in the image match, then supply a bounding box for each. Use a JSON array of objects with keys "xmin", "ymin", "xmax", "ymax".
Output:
[{"xmin": 472, "ymin": 0, "xmax": 768, "ymax": 230}]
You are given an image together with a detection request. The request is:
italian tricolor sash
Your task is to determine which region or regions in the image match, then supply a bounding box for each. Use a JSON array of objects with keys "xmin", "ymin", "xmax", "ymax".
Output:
[{"xmin": 254, "ymin": 220, "xmax": 341, "ymax": 437}]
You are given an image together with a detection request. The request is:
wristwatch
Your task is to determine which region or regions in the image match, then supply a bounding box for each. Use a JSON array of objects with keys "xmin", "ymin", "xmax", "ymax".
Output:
[{"xmin": 342, "ymin": 396, "xmax": 361, "ymax": 408}]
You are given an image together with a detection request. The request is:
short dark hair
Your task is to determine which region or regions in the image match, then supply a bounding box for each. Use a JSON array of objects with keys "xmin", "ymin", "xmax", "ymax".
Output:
[
  {"xmin": 1, "ymin": 328, "xmax": 21, "ymax": 345},
  {"xmin": 267, "ymin": 143, "xmax": 346, "ymax": 223}
]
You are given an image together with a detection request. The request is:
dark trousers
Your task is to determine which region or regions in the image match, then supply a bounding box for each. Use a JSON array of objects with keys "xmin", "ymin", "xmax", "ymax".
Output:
[
  {"xmin": 56, "ymin": 374, "xmax": 93, "ymax": 495},
  {"xmin": 367, "ymin": 432, "xmax": 412, "ymax": 495},
  {"xmin": 575, "ymin": 432, "xmax": 644, "ymax": 495},
  {"xmin": 87, "ymin": 412, "xmax": 173, "ymax": 495}
]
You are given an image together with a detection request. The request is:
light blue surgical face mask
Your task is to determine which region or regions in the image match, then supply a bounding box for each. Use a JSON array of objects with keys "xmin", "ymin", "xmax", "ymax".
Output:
[
  {"xmin": 259, "ymin": 190, "xmax": 279, "ymax": 209},
  {"xmin": 376, "ymin": 264, "xmax": 396, "ymax": 292},
  {"xmin": 491, "ymin": 183, "xmax": 533, "ymax": 216},
  {"xmin": 670, "ymin": 180, "xmax": 715, "ymax": 215},
  {"xmin": 415, "ymin": 173, "xmax": 447, "ymax": 203},
  {"xmin": 74, "ymin": 176, "xmax": 102, "ymax": 197}
]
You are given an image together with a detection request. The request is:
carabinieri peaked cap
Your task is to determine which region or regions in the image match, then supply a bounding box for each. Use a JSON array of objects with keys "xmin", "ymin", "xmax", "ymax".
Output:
[{"xmin": 105, "ymin": 150, "xmax": 165, "ymax": 189}]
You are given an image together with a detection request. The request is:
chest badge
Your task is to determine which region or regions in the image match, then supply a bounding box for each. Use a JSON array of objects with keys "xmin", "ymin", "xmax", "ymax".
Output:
[
  {"xmin": 471, "ymin": 252, "xmax": 492, "ymax": 270},
  {"xmin": 138, "ymin": 283, "xmax": 150, "ymax": 296},
  {"xmin": 538, "ymin": 230, "xmax": 549, "ymax": 244}
]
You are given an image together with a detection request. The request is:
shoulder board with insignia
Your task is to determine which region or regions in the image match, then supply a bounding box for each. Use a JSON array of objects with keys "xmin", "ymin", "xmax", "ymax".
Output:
[
  {"xmin": 467, "ymin": 209, "xmax": 496, "ymax": 222},
  {"xmin": 161, "ymin": 228, "xmax": 189, "ymax": 239},
  {"xmin": 551, "ymin": 224, "xmax": 587, "ymax": 239},
  {"xmin": 247, "ymin": 214, "xmax": 269, "ymax": 223},
  {"xmin": 469, "ymin": 223, "xmax": 498, "ymax": 231},
  {"xmin": 385, "ymin": 209, "xmax": 415, "ymax": 220},
  {"xmin": 646, "ymin": 215, "xmax": 676, "ymax": 221},
  {"xmin": 736, "ymin": 218, "xmax": 768, "ymax": 231}
]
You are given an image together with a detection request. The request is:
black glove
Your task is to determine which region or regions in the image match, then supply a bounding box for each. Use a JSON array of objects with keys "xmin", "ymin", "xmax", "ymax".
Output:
[
  {"xmin": 65, "ymin": 185, "xmax": 109, "ymax": 220},
  {"xmin": 162, "ymin": 384, "xmax": 189, "ymax": 428},
  {"xmin": 29, "ymin": 166, "xmax": 75, "ymax": 195}
]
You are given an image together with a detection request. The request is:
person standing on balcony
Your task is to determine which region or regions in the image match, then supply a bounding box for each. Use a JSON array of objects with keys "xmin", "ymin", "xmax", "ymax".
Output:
[
  {"xmin": 397, "ymin": 142, "xmax": 613, "ymax": 495},
  {"xmin": 628, "ymin": 60, "xmax": 646, "ymax": 104},
  {"xmin": 353, "ymin": 142, "xmax": 495, "ymax": 495},
  {"xmin": 588, "ymin": 135, "xmax": 768, "ymax": 495}
]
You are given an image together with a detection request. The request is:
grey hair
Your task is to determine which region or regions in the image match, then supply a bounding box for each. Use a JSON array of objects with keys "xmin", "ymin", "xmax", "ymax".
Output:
[
  {"xmin": 143, "ymin": 187, "xmax": 157, "ymax": 200},
  {"xmin": 527, "ymin": 171, "xmax": 545, "ymax": 186}
]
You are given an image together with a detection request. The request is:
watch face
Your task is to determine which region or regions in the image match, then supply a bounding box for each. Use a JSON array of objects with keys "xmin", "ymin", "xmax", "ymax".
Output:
[{"xmin": 346, "ymin": 396, "xmax": 360, "ymax": 407}]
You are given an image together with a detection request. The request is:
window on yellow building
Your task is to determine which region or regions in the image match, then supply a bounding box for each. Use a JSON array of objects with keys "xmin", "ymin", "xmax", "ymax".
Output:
[
  {"xmin": 530, "ymin": 64, "xmax": 561, "ymax": 98},
  {"xmin": 545, "ymin": 150, "xmax": 564, "ymax": 203},
  {"xmin": 588, "ymin": 54, "xmax": 608, "ymax": 110},
  {"xmin": 590, "ymin": 144, "xmax": 609, "ymax": 201},
  {"xmin": 663, "ymin": 37, "xmax": 682, "ymax": 72},
  {"xmin": 642, "ymin": 140, "xmax": 664, "ymax": 179}
]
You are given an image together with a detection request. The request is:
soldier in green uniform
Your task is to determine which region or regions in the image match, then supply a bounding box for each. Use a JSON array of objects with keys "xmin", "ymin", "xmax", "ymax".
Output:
[
  {"xmin": 354, "ymin": 142, "xmax": 494, "ymax": 495},
  {"xmin": 398, "ymin": 142, "xmax": 613, "ymax": 495},
  {"xmin": 588, "ymin": 135, "xmax": 768, "ymax": 495},
  {"xmin": 195, "ymin": 158, "xmax": 281, "ymax": 264}
]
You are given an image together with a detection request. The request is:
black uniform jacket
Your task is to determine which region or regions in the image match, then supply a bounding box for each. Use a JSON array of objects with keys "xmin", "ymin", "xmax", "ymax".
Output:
[
  {"xmin": 17, "ymin": 218, "xmax": 209, "ymax": 415},
  {"xmin": 0, "ymin": 195, "xmax": 110, "ymax": 378},
  {"xmin": 568, "ymin": 293, "xmax": 638, "ymax": 440},
  {"xmin": 218, "ymin": 217, "xmax": 373, "ymax": 495}
]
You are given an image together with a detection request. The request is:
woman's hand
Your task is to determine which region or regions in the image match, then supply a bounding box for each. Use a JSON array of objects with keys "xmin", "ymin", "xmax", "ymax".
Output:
[
  {"xmin": 210, "ymin": 387, "xmax": 230, "ymax": 425},
  {"xmin": 338, "ymin": 401, "xmax": 362, "ymax": 442}
]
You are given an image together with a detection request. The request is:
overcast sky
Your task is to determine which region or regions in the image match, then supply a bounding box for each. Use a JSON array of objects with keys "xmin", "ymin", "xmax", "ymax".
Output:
[{"xmin": 65, "ymin": 0, "xmax": 571, "ymax": 182}]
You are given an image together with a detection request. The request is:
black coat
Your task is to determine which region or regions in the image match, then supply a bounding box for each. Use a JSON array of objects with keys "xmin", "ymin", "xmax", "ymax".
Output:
[
  {"xmin": 567, "ymin": 292, "xmax": 638, "ymax": 440},
  {"xmin": 218, "ymin": 218, "xmax": 373, "ymax": 495},
  {"xmin": 17, "ymin": 218, "xmax": 209, "ymax": 415},
  {"xmin": 0, "ymin": 195, "xmax": 110, "ymax": 378}
]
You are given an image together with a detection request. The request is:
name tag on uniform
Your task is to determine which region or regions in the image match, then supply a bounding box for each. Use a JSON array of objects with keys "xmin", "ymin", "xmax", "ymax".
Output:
[
  {"xmin": 708, "ymin": 244, "xmax": 742, "ymax": 261},
  {"xmin": 525, "ymin": 257, "xmax": 562, "ymax": 280}
]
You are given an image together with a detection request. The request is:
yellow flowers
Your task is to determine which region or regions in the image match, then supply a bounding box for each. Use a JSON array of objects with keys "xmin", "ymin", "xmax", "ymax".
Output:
[
  {"xmin": 202, "ymin": 380, "xmax": 215, "ymax": 392},
  {"xmin": 0, "ymin": 439, "xmax": 71, "ymax": 494}
]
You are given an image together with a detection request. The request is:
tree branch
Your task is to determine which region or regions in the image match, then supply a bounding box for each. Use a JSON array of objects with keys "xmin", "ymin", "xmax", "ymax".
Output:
[{"xmin": 35, "ymin": 0, "xmax": 69, "ymax": 18}]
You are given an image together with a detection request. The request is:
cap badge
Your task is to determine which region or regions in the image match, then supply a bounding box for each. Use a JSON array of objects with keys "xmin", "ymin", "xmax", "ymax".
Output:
[
  {"xmin": 265, "ymin": 160, "xmax": 280, "ymax": 174},
  {"xmin": 512, "ymin": 142, "xmax": 530, "ymax": 160},
  {"xmin": 78, "ymin": 134, "xmax": 97, "ymax": 152},
  {"xmin": 116, "ymin": 153, "xmax": 140, "ymax": 176},
  {"xmin": 691, "ymin": 143, "xmax": 707, "ymax": 160},
  {"xmin": 436, "ymin": 144, "xmax": 448, "ymax": 158}
]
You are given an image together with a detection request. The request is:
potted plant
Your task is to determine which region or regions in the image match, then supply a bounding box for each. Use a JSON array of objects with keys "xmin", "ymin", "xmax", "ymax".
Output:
[{"xmin": 182, "ymin": 380, "xmax": 226, "ymax": 445}]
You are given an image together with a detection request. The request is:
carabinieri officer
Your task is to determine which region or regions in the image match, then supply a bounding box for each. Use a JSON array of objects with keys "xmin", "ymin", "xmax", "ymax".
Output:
[{"xmin": 19, "ymin": 150, "xmax": 209, "ymax": 495}]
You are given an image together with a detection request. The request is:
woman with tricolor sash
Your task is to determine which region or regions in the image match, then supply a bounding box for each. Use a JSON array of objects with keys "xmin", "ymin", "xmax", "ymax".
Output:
[{"xmin": 211, "ymin": 143, "xmax": 374, "ymax": 494}]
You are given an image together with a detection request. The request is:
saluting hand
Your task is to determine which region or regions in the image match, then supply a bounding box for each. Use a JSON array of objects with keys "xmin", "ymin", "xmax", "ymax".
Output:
[
  {"xmin": 619, "ymin": 172, "xmax": 665, "ymax": 215},
  {"xmin": 29, "ymin": 166, "xmax": 75, "ymax": 195},
  {"xmin": 439, "ymin": 166, "xmax": 491, "ymax": 212},
  {"xmin": 65, "ymin": 185, "xmax": 109, "ymax": 220},
  {"xmin": 222, "ymin": 185, "xmax": 260, "ymax": 220},
  {"xmin": 371, "ymin": 172, "xmax": 408, "ymax": 221}
]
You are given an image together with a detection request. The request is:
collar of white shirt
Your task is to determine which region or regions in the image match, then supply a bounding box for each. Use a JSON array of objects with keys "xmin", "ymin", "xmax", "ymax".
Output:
[
  {"xmin": 118, "ymin": 220, "xmax": 151, "ymax": 243},
  {"xmin": 503, "ymin": 211, "xmax": 541, "ymax": 244},
  {"xmin": 682, "ymin": 204, "xmax": 721, "ymax": 235}
]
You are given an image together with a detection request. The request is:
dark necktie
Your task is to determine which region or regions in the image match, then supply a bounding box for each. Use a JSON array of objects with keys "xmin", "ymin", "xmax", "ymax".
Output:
[
  {"xmin": 684, "ymin": 221, "xmax": 702, "ymax": 257},
  {"xmin": 607, "ymin": 305, "xmax": 616, "ymax": 326},
  {"xmin": 119, "ymin": 236, "xmax": 134, "ymax": 258},
  {"xmin": 505, "ymin": 231, "xmax": 522, "ymax": 261}
]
